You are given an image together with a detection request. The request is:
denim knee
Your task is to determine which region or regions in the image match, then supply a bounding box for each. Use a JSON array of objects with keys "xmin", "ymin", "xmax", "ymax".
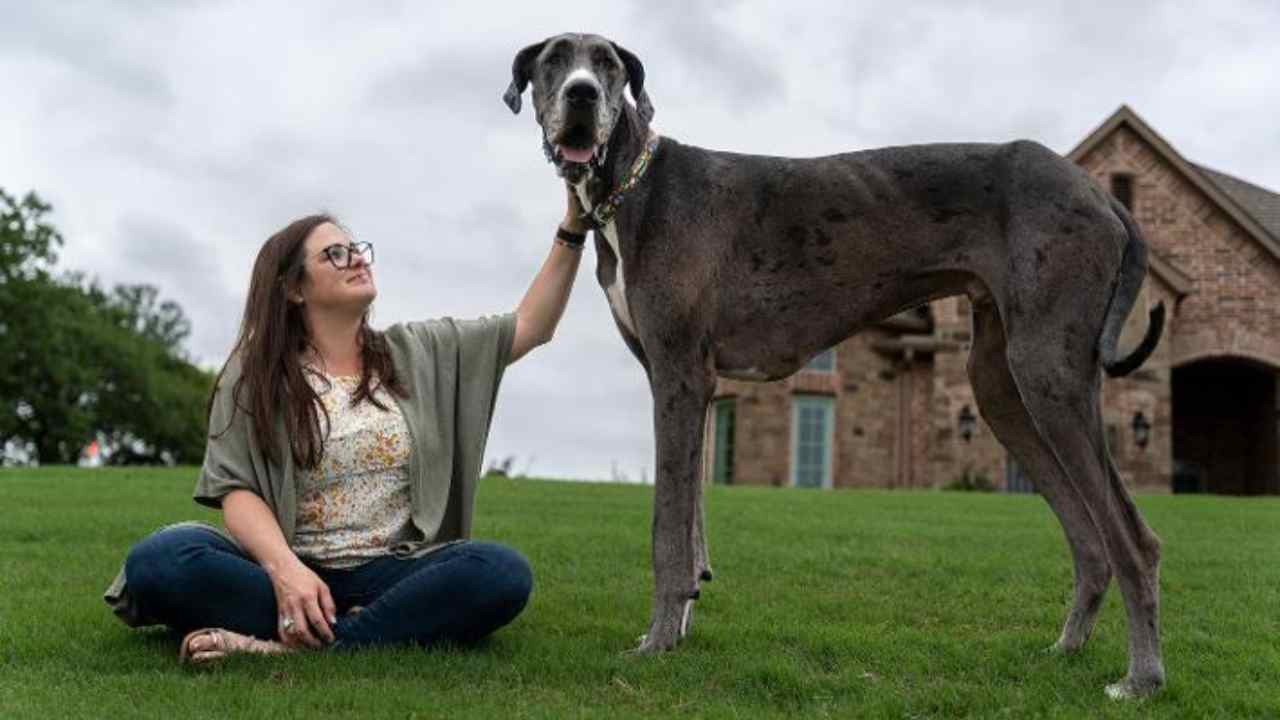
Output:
[
  {"xmin": 123, "ymin": 527, "xmax": 209, "ymax": 602},
  {"xmin": 470, "ymin": 542, "xmax": 534, "ymax": 610},
  {"xmin": 124, "ymin": 536, "xmax": 172, "ymax": 603}
]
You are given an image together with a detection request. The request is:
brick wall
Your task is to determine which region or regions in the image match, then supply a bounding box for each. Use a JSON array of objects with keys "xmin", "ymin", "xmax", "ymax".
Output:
[
  {"xmin": 710, "ymin": 327, "xmax": 904, "ymax": 488},
  {"xmin": 927, "ymin": 296, "xmax": 1013, "ymax": 490},
  {"xmin": 1077, "ymin": 123, "xmax": 1280, "ymax": 489},
  {"xmin": 1077, "ymin": 126, "xmax": 1280, "ymax": 369},
  {"xmin": 833, "ymin": 331, "xmax": 905, "ymax": 489}
]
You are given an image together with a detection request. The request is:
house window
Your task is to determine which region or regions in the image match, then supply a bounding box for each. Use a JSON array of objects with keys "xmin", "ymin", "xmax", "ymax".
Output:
[
  {"xmin": 791, "ymin": 395, "xmax": 834, "ymax": 488},
  {"xmin": 712, "ymin": 398, "xmax": 736, "ymax": 485},
  {"xmin": 804, "ymin": 347, "xmax": 836, "ymax": 372},
  {"xmin": 1111, "ymin": 174, "xmax": 1134, "ymax": 210}
]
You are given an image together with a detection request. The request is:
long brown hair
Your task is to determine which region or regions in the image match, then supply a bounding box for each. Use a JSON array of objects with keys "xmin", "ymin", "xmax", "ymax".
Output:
[{"xmin": 209, "ymin": 214, "xmax": 407, "ymax": 469}]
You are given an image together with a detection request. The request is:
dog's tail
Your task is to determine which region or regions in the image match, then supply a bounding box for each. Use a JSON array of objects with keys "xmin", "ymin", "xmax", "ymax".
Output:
[{"xmin": 1099, "ymin": 196, "xmax": 1165, "ymax": 378}]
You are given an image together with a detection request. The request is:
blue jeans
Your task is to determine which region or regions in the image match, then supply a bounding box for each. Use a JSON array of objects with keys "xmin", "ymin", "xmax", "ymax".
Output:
[{"xmin": 124, "ymin": 526, "xmax": 533, "ymax": 649}]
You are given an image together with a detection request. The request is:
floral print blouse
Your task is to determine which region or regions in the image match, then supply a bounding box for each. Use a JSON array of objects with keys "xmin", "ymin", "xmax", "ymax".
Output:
[{"xmin": 291, "ymin": 368, "xmax": 416, "ymax": 569}]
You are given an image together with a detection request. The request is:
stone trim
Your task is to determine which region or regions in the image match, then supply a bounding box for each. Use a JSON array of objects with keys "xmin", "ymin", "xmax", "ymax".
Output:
[{"xmin": 1147, "ymin": 251, "xmax": 1193, "ymax": 298}]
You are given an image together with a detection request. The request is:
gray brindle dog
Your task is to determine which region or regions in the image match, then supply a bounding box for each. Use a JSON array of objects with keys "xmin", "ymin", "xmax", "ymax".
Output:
[{"xmin": 504, "ymin": 33, "xmax": 1167, "ymax": 698}]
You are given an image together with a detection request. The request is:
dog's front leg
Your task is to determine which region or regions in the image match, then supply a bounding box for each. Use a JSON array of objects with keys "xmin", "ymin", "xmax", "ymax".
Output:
[{"xmin": 634, "ymin": 366, "xmax": 713, "ymax": 653}]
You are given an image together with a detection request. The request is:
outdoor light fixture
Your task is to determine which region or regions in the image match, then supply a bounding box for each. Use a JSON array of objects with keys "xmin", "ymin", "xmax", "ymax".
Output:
[
  {"xmin": 1131, "ymin": 410, "xmax": 1151, "ymax": 450},
  {"xmin": 958, "ymin": 404, "xmax": 977, "ymax": 443}
]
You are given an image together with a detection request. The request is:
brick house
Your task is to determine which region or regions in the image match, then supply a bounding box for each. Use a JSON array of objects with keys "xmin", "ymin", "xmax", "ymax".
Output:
[{"xmin": 704, "ymin": 106, "xmax": 1280, "ymax": 495}]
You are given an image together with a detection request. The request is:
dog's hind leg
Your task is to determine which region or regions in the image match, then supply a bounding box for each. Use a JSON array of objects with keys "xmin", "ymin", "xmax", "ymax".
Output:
[
  {"xmin": 1002, "ymin": 324, "xmax": 1165, "ymax": 698},
  {"xmin": 1094, "ymin": 421, "xmax": 1165, "ymax": 699},
  {"xmin": 967, "ymin": 301, "xmax": 1112, "ymax": 654}
]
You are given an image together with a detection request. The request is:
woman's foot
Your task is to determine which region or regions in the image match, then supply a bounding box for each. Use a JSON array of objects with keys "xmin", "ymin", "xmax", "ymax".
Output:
[{"xmin": 179, "ymin": 628, "xmax": 293, "ymax": 665}]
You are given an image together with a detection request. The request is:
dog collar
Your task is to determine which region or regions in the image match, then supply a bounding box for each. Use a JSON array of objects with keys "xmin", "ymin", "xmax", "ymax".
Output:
[{"xmin": 587, "ymin": 131, "xmax": 661, "ymax": 229}]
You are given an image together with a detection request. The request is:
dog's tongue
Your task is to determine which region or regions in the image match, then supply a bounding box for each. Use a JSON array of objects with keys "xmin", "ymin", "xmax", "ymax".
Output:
[{"xmin": 558, "ymin": 145, "xmax": 594, "ymax": 164}]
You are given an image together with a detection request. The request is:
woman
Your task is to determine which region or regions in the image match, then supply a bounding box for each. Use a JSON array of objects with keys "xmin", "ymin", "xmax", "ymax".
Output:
[{"xmin": 108, "ymin": 187, "xmax": 588, "ymax": 663}]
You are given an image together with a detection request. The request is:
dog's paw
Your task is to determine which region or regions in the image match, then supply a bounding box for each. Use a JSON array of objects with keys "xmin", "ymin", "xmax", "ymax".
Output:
[
  {"xmin": 629, "ymin": 633, "xmax": 676, "ymax": 655},
  {"xmin": 1104, "ymin": 673, "xmax": 1164, "ymax": 700},
  {"xmin": 1044, "ymin": 640, "xmax": 1079, "ymax": 656},
  {"xmin": 1104, "ymin": 681, "xmax": 1135, "ymax": 701},
  {"xmin": 629, "ymin": 616, "xmax": 682, "ymax": 655}
]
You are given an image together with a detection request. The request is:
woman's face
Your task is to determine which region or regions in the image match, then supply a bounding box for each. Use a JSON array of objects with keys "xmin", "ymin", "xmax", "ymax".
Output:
[{"xmin": 295, "ymin": 222, "xmax": 376, "ymax": 312}]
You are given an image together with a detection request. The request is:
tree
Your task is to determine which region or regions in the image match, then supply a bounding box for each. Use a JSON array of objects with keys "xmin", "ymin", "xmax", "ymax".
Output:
[
  {"xmin": 0, "ymin": 188, "xmax": 62, "ymax": 283},
  {"xmin": 0, "ymin": 187, "xmax": 213, "ymax": 465},
  {"xmin": 0, "ymin": 190, "xmax": 84, "ymax": 460},
  {"xmin": 98, "ymin": 282, "xmax": 192, "ymax": 357},
  {"xmin": 87, "ymin": 286, "xmax": 213, "ymax": 464},
  {"xmin": 0, "ymin": 278, "xmax": 103, "ymax": 462}
]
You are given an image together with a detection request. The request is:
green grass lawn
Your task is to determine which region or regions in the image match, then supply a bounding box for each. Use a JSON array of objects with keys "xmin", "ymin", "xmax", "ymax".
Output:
[{"xmin": 1, "ymin": 468, "xmax": 1277, "ymax": 719}]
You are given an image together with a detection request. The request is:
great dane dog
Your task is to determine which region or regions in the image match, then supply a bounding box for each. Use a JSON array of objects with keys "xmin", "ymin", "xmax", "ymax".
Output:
[{"xmin": 503, "ymin": 33, "xmax": 1167, "ymax": 698}]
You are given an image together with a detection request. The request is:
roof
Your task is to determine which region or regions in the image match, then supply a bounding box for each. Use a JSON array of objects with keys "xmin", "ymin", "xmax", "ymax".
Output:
[
  {"xmin": 1067, "ymin": 105, "xmax": 1280, "ymax": 263},
  {"xmin": 1194, "ymin": 164, "xmax": 1280, "ymax": 243}
]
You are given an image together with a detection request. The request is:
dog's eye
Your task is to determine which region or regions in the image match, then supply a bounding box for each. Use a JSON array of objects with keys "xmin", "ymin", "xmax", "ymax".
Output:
[
  {"xmin": 592, "ymin": 50, "xmax": 616, "ymax": 70},
  {"xmin": 546, "ymin": 45, "xmax": 573, "ymax": 67}
]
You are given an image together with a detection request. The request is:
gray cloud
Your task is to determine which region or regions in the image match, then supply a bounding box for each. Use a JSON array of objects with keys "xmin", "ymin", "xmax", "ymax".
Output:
[
  {"xmin": 621, "ymin": 0, "xmax": 786, "ymax": 112},
  {"xmin": 115, "ymin": 214, "xmax": 242, "ymax": 361},
  {"xmin": 0, "ymin": 3, "xmax": 175, "ymax": 106},
  {"xmin": 366, "ymin": 46, "xmax": 505, "ymax": 114}
]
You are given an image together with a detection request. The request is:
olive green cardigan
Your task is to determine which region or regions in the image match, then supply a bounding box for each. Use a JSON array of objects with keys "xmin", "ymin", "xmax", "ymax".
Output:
[{"xmin": 103, "ymin": 313, "xmax": 517, "ymax": 626}]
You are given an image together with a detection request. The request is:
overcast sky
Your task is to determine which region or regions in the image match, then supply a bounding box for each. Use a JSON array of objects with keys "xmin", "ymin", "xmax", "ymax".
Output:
[{"xmin": 3, "ymin": 1, "xmax": 1277, "ymax": 480}]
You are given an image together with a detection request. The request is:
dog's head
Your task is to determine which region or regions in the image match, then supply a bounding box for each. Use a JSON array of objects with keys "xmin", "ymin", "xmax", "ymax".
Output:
[{"xmin": 502, "ymin": 33, "xmax": 653, "ymax": 184}]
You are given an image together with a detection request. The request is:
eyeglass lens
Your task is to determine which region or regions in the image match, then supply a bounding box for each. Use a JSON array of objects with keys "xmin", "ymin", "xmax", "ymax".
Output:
[{"xmin": 326, "ymin": 243, "xmax": 372, "ymax": 268}]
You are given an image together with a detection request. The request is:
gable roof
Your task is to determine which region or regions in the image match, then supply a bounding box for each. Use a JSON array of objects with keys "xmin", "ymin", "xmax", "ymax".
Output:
[
  {"xmin": 1195, "ymin": 164, "xmax": 1280, "ymax": 243},
  {"xmin": 1067, "ymin": 105, "xmax": 1280, "ymax": 264}
]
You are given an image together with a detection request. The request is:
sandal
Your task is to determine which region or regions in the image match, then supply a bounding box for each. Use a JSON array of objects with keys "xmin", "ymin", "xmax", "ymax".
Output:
[{"xmin": 179, "ymin": 628, "xmax": 292, "ymax": 665}]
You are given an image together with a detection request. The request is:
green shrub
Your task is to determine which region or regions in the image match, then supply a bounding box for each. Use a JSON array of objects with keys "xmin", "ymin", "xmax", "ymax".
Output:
[{"xmin": 943, "ymin": 466, "xmax": 995, "ymax": 491}]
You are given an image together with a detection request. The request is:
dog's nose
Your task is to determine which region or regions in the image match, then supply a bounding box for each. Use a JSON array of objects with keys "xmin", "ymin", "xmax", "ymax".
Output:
[{"xmin": 566, "ymin": 81, "xmax": 599, "ymax": 106}]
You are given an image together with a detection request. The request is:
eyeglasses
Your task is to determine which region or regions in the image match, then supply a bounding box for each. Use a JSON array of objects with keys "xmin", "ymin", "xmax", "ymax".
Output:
[{"xmin": 312, "ymin": 241, "xmax": 374, "ymax": 270}]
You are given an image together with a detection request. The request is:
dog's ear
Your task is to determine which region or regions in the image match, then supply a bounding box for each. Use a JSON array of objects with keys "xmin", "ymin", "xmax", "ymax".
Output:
[
  {"xmin": 612, "ymin": 42, "xmax": 654, "ymax": 123},
  {"xmin": 503, "ymin": 40, "xmax": 546, "ymax": 115}
]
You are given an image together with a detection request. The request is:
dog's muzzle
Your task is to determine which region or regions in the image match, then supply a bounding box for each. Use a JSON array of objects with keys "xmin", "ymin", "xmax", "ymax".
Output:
[
  {"xmin": 543, "ymin": 135, "xmax": 609, "ymax": 184},
  {"xmin": 542, "ymin": 75, "xmax": 614, "ymax": 182}
]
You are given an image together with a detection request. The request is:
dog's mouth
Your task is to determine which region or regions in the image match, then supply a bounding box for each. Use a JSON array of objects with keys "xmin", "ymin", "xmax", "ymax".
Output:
[
  {"xmin": 556, "ymin": 144, "xmax": 596, "ymax": 164},
  {"xmin": 552, "ymin": 123, "xmax": 600, "ymax": 165},
  {"xmin": 542, "ymin": 118, "xmax": 614, "ymax": 183}
]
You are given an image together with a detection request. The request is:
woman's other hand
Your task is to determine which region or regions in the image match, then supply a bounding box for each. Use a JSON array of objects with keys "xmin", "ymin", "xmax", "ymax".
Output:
[{"xmin": 267, "ymin": 557, "xmax": 337, "ymax": 649}]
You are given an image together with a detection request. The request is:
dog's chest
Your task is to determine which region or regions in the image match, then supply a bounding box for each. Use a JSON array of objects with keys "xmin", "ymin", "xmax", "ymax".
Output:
[{"xmin": 573, "ymin": 183, "xmax": 638, "ymax": 337}]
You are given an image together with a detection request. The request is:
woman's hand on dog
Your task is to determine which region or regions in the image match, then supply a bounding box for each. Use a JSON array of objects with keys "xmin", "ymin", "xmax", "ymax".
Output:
[{"xmin": 563, "ymin": 183, "xmax": 588, "ymax": 233}]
